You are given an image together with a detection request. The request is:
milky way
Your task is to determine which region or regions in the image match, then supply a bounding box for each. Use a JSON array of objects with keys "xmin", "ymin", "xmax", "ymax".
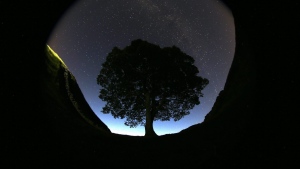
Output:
[{"xmin": 48, "ymin": 0, "xmax": 235, "ymax": 136}]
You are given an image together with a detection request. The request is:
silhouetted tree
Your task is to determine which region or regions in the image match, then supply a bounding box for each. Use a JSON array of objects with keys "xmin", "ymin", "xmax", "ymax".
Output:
[{"xmin": 97, "ymin": 39, "xmax": 208, "ymax": 136}]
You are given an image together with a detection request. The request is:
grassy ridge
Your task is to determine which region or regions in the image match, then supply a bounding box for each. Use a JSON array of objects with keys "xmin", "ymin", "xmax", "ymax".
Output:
[{"xmin": 42, "ymin": 45, "xmax": 111, "ymax": 134}]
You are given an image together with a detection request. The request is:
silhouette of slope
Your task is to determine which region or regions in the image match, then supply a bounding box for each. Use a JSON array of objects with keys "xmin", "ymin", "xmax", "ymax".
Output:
[
  {"xmin": 43, "ymin": 45, "xmax": 111, "ymax": 133},
  {"xmin": 180, "ymin": 1, "xmax": 298, "ymax": 168}
]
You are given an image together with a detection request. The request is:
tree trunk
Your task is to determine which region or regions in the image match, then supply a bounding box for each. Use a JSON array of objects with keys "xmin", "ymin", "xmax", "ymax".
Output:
[
  {"xmin": 144, "ymin": 93, "xmax": 157, "ymax": 137},
  {"xmin": 145, "ymin": 111, "xmax": 157, "ymax": 137}
]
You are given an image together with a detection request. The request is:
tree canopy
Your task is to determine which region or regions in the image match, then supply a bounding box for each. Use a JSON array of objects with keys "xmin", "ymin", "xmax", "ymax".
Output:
[{"xmin": 97, "ymin": 39, "xmax": 208, "ymax": 136}]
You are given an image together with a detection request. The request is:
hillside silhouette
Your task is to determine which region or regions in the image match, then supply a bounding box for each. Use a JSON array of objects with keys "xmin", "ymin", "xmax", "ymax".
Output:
[
  {"xmin": 1, "ymin": 0, "xmax": 298, "ymax": 168},
  {"xmin": 43, "ymin": 45, "xmax": 111, "ymax": 133}
]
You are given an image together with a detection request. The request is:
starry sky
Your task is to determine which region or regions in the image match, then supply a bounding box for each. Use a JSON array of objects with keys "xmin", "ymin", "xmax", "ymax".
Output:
[{"xmin": 48, "ymin": 0, "xmax": 235, "ymax": 136}]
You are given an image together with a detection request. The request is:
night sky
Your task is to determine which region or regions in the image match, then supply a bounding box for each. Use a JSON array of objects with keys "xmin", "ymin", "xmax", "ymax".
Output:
[{"xmin": 48, "ymin": 0, "xmax": 235, "ymax": 136}]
